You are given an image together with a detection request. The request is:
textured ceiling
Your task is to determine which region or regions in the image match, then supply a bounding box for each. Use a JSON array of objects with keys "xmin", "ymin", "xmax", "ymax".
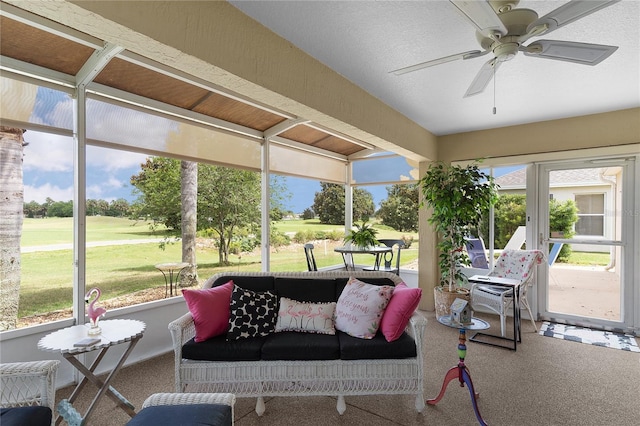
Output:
[{"xmin": 230, "ymin": 0, "xmax": 640, "ymax": 136}]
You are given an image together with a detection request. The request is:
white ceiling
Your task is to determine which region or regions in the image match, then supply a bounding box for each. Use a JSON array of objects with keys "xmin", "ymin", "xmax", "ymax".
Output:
[{"xmin": 230, "ymin": 0, "xmax": 640, "ymax": 136}]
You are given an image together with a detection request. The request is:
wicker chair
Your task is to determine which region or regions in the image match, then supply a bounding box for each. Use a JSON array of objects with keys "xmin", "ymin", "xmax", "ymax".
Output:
[
  {"xmin": 127, "ymin": 393, "xmax": 235, "ymax": 426},
  {"xmin": 0, "ymin": 360, "xmax": 59, "ymax": 426}
]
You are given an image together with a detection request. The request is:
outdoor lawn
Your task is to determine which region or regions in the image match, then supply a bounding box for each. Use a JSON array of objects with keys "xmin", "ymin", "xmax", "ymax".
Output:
[
  {"xmin": 18, "ymin": 216, "xmax": 608, "ymax": 325},
  {"xmin": 18, "ymin": 217, "xmax": 419, "ymax": 323}
]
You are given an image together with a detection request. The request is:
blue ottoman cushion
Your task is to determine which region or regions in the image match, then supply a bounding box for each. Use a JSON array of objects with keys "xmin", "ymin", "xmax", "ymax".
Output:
[
  {"xmin": 126, "ymin": 403, "xmax": 232, "ymax": 426},
  {"xmin": 1, "ymin": 406, "xmax": 52, "ymax": 426}
]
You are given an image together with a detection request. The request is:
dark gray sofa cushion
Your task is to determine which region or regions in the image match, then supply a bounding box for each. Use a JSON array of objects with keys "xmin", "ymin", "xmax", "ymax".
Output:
[
  {"xmin": 211, "ymin": 275, "xmax": 275, "ymax": 292},
  {"xmin": 261, "ymin": 331, "xmax": 340, "ymax": 360},
  {"xmin": 274, "ymin": 278, "xmax": 337, "ymax": 302},
  {"xmin": 338, "ymin": 331, "xmax": 417, "ymax": 360},
  {"xmin": 182, "ymin": 335, "xmax": 266, "ymax": 361},
  {"xmin": 126, "ymin": 404, "xmax": 232, "ymax": 426}
]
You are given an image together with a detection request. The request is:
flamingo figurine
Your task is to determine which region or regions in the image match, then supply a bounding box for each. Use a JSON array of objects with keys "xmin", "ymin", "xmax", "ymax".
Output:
[{"xmin": 85, "ymin": 287, "xmax": 107, "ymax": 334}]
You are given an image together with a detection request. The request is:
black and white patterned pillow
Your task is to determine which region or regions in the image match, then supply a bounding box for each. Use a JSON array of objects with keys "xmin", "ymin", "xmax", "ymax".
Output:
[{"xmin": 227, "ymin": 285, "xmax": 278, "ymax": 340}]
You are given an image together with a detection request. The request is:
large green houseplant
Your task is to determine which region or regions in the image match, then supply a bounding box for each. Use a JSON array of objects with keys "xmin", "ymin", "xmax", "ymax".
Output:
[{"xmin": 419, "ymin": 161, "xmax": 498, "ymax": 314}]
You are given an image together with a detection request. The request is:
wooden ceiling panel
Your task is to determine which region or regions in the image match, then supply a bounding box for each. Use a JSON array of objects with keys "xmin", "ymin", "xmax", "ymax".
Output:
[
  {"xmin": 313, "ymin": 134, "xmax": 363, "ymax": 156},
  {"xmin": 280, "ymin": 125, "xmax": 326, "ymax": 144},
  {"xmin": 0, "ymin": 16, "xmax": 94, "ymax": 75},
  {"xmin": 193, "ymin": 94, "xmax": 285, "ymax": 131},
  {"xmin": 95, "ymin": 58, "xmax": 209, "ymax": 110},
  {"xmin": 2, "ymin": 15, "xmax": 369, "ymax": 159},
  {"xmin": 280, "ymin": 125, "xmax": 363, "ymax": 156}
]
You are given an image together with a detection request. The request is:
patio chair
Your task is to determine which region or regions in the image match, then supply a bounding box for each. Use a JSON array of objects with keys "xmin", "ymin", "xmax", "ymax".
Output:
[
  {"xmin": 465, "ymin": 236, "xmax": 489, "ymax": 269},
  {"xmin": 304, "ymin": 243, "xmax": 317, "ymax": 271},
  {"xmin": 1, "ymin": 360, "xmax": 60, "ymax": 426},
  {"xmin": 470, "ymin": 249, "xmax": 544, "ymax": 336},
  {"xmin": 363, "ymin": 239, "xmax": 405, "ymax": 275}
]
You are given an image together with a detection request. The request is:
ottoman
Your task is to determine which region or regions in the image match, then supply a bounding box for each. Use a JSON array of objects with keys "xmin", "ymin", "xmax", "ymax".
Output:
[{"xmin": 126, "ymin": 393, "xmax": 235, "ymax": 426}]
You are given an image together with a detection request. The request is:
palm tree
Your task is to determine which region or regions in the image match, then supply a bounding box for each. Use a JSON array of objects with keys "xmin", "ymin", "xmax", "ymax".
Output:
[
  {"xmin": 180, "ymin": 160, "xmax": 198, "ymax": 286},
  {"xmin": 0, "ymin": 127, "xmax": 26, "ymax": 330}
]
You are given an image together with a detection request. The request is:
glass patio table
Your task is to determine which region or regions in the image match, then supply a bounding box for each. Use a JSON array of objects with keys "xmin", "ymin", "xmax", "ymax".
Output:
[{"xmin": 334, "ymin": 245, "xmax": 392, "ymax": 271}]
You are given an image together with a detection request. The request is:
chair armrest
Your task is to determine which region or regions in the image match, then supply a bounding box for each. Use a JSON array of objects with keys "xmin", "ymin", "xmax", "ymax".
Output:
[
  {"xmin": 142, "ymin": 393, "xmax": 236, "ymax": 408},
  {"xmin": 168, "ymin": 312, "xmax": 196, "ymax": 348},
  {"xmin": 168, "ymin": 312, "xmax": 196, "ymax": 392},
  {"xmin": 407, "ymin": 312, "xmax": 427, "ymax": 352},
  {"xmin": 0, "ymin": 360, "xmax": 59, "ymax": 410}
]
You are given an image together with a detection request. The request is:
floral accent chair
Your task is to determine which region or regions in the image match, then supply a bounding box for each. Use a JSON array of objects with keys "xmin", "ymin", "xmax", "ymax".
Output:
[{"xmin": 471, "ymin": 249, "xmax": 544, "ymax": 336}]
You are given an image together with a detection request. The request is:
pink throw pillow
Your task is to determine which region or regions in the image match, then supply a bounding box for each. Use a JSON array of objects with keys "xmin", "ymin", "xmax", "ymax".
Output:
[
  {"xmin": 380, "ymin": 283, "xmax": 422, "ymax": 342},
  {"xmin": 182, "ymin": 280, "xmax": 234, "ymax": 342},
  {"xmin": 335, "ymin": 277, "xmax": 394, "ymax": 339}
]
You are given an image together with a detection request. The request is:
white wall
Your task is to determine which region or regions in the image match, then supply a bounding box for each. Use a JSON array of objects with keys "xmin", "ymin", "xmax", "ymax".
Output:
[{"xmin": 0, "ymin": 297, "xmax": 189, "ymax": 389}]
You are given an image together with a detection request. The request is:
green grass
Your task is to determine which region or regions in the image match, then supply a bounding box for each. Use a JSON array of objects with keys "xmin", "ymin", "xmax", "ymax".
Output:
[
  {"xmin": 17, "ymin": 217, "xmax": 418, "ymax": 320},
  {"xmin": 563, "ymin": 251, "xmax": 610, "ymax": 266},
  {"xmin": 21, "ymin": 216, "xmax": 170, "ymax": 246},
  {"xmin": 271, "ymin": 219, "xmax": 344, "ymax": 234},
  {"xmin": 17, "ymin": 216, "xmax": 609, "ymax": 322}
]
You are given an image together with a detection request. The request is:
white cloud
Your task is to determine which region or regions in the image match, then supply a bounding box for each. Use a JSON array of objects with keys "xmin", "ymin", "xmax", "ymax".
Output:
[
  {"xmin": 23, "ymin": 131, "xmax": 73, "ymax": 172},
  {"xmin": 24, "ymin": 183, "xmax": 73, "ymax": 204},
  {"xmin": 87, "ymin": 145, "xmax": 148, "ymax": 171}
]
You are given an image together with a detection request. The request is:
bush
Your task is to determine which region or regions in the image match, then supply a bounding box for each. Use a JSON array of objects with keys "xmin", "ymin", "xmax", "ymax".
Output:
[
  {"xmin": 270, "ymin": 230, "xmax": 291, "ymax": 248},
  {"xmin": 324, "ymin": 229, "xmax": 343, "ymax": 241},
  {"xmin": 293, "ymin": 229, "xmax": 316, "ymax": 243}
]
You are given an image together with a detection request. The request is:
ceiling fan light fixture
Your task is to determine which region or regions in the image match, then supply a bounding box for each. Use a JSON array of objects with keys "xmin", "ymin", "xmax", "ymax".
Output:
[{"xmin": 493, "ymin": 42, "xmax": 519, "ymax": 61}]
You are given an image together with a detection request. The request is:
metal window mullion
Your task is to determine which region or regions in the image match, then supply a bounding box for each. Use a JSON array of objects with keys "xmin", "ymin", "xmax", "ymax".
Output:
[
  {"xmin": 72, "ymin": 89, "xmax": 87, "ymax": 328},
  {"xmin": 261, "ymin": 138, "xmax": 270, "ymax": 271}
]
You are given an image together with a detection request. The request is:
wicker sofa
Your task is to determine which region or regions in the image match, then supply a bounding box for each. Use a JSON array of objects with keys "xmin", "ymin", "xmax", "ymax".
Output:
[{"xmin": 168, "ymin": 271, "xmax": 427, "ymax": 415}]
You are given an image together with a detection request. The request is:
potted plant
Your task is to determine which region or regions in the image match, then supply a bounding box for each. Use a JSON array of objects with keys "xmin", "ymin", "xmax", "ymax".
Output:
[
  {"xmin": 419, "ymin": 161, "xmax": 498, "ymax": 317},
  {"xmin": 344, "ymin": 221, "xmax": 379, "ymax": 249}
]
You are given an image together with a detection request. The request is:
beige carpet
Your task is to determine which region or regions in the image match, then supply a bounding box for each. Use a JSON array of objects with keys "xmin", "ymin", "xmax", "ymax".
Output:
[{"xmin": 55, "ymin": 310, "xmax": 640, "ymax": 425}]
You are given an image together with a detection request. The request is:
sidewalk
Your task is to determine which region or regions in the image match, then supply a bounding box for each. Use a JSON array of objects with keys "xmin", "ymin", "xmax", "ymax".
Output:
[{"xmin": 21, "ymin": 238, "xmax": 165, "ymax": 253}]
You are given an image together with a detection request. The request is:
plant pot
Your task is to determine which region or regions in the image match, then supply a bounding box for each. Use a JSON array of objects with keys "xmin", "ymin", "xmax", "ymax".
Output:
[{"xmin": 434, "ymin": 286, "xmax": 470, "ymax": 319}]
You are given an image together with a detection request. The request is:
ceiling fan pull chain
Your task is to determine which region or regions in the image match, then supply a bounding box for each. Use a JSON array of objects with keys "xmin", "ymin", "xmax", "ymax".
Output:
[{"xmin": 492, "ymin": 63, "xmax": 497, "ymax": 115}]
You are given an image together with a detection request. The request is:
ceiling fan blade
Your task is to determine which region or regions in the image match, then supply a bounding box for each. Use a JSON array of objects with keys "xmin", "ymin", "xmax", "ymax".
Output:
[
  {"xmin": 464, "ymin": 58, "xmax": 501, "ymax": 98},
  {"xmin": 527, "ymin": 0, "xmax": 621, "ymax": 36},
  {"xmin": 390, "ymin": 50, "xmax": 488, "ymax": 75},
  {"xmin": 523, "ymin": 40, "xmax": 618, "ymax": 65},
  {"xmin": 450, "ymin": 0, "xmax": 507, "ymax": 39}
]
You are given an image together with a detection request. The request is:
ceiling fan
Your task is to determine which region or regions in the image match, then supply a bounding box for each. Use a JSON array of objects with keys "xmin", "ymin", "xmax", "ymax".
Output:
[{"xmin": 391, "ymin": 0, "xmax": 620, "ymax": 97}]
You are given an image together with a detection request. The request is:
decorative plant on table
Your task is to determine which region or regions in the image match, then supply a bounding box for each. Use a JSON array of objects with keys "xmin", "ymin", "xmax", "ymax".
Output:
[
  {"xmin": 419, "ymin": 161, "xmax": 498, "ymax": 313},
  {"xmin": 344, "ymin": 221, "xmax": 379, "ymax": 249}
]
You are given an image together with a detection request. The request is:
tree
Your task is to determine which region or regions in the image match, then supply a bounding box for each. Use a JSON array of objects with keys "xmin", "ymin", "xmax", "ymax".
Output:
[
  {"xmin": 23, "ymin": 200, "xmax": 44, "ymax": 218},
  {"xmin": 0, "ymin": 127, "xmax": 25, "ymax": 330},
  {"xmin": 47, "ymin": 200, "xmax": 73, "ymax": 217},
  {"xmin": 130, "ymin": 157, "xmax": 182, "ymax": 228},
  {"xmin": 312, "ymin": 182, "xmax": 375, "ymax": 225},
  {"xmin": 480, "ymin": 194, "xmax": 578, "ymax": 261},
  {"xmin": 130, "ymin": 158, "xmax": 262, "ymax": 265},
  {"xmin": 181, "ymin": 161, "xmax": 198, "ymax": 285},
  {"xmin": 302, "ymin": 208, "xmax": 315, "ymax": 220},
  {"xmin": 378, "ymin": 183, "xmax": 419, "ymax": 232},
  {"xmin": 198, "ymin": 166, "xmax": 261, "ymax": 264},
  {"xmin": 106, "ymin": 198, "xmax": 130, "ymax": 217}
]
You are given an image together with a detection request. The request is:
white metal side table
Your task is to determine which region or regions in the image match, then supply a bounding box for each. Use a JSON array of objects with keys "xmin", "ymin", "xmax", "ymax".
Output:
[{"xmin": 38, "ymin": 319, "xmax": 145, "ymax": 425}]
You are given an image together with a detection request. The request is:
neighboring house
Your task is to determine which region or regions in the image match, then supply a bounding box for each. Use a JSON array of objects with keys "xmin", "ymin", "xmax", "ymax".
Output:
[{"xmin": 495, "ymin": 167, "xmax": 620, "ymax": 253}]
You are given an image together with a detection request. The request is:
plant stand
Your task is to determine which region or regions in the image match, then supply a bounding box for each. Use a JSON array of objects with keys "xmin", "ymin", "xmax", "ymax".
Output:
[{"xmin": 426, "ymin": 327, "xmax": 488, "ymax": 426}]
